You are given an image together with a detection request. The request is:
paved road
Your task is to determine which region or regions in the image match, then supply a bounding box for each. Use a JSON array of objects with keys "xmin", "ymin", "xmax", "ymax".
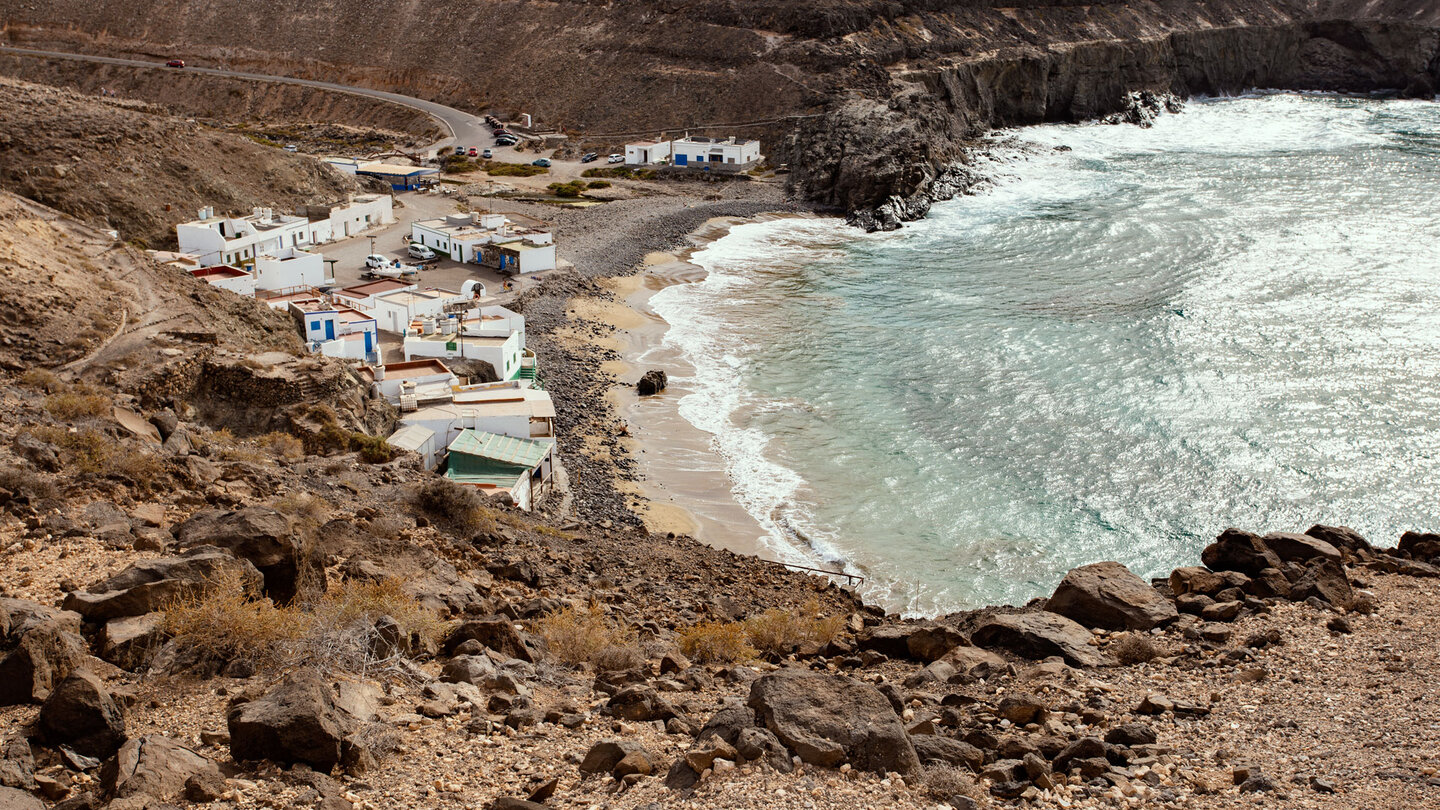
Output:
[{"xmin": 0, "ymin": 44, "xmax": 494, "ymax": 154}]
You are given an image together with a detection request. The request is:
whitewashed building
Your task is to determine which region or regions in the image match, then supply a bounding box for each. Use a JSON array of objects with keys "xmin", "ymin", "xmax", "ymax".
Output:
[
  {"xmin": 669, "ymin": 136, "xmax": 763, "ymax": 171},
  {"xmin": 397, "ymin": 382, "xmax": 556, "ymax": 449},
  {"xmin": 625, "ymin": 140, "xmax": 671, "ymax": 166},
  {"xmin": 289, "ymin": 299, "xmax": 379, "ymax": 360},
  {"xmin": 188, "ymin": 265, "xmax": 255, "ymax": 297},
  {"xmin": 359, "ymin": 359, "xmax": 460, "ymax": 408},
  {"xmin": 404, "ymin": 330, "xmax": 524, "ymax": 382},
  {"xmin": 333, "ymin": 279, "xmax": 418, "ymax": 312},
  {"xmin": 254, "ymin": 247, "xmax": 328, "ymax": 292},
  {"xmin": 370, "ymin": 287, "xmax": 477, "ymax": 335},
  {"xmin": 410, "ymin": 213, "xmax": 556, "ymax": 275},
  {"xmin": 175, "ymin": 196, "xmax": 393, "ymax": 266}
]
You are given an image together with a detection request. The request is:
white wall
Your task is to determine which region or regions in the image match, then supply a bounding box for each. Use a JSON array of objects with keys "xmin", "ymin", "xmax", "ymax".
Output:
[
  {"xmin": 515, "ymin": 244, "xmax": 557, "ymax": 275},
  {"xmin": 199, "ymin": 273, "xmax": 255, "ymax": 297},
  {"xmin": 254, "ymin": 249, "xmax": 326, "ymax": 291}
]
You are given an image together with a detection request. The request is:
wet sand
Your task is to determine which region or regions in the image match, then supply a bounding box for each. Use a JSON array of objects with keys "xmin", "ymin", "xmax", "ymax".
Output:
[{"xmin": 601, "ymin": 215, "xmax": 810, "ymax": 560}]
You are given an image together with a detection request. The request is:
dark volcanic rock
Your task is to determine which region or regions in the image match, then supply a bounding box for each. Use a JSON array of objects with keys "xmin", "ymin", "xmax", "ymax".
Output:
[
  {"xmin": 39, "ymin": 671, "xmax": 126, "ymax": 759},
  {"xmin": 911, "ymin": 735, "xmax": 984, "ymax": 770},
  {"xmin": 1202, "ymin": 529, "xmax": 1284, "ymax": 576},
  {"xmin": 746, "ymin": 668, "xmax": 920, "ymax": 776},
  {"xmin": 1045, "ymin": 561, "xmax": 1177, "ymax": 631},
  {"xmin": 227, "ymin": 668, "xmax": 356, "ymax": 770},
  {"xmin": 603, "ymin": 685, "xmax": 677, "ymax": 722},
  {"xmin": 101, "ymin": 734, "xmax": 220, "ymax": 801},
  {"xmin": 1304, "ymin": 525, "xmax": 1372, "ymax": 558},
  {"xmin": 0, "ymin": 614, "xmax": 86, "ymax": 705},
  {"xmin": 63, "ymin": 546, "xmax": 262, "ymax": 621},
  {"xmin": 970, "ymin": 612, "xmax": 1111, "ymax": 668},
  {"xmin": 173, "ymin": 507, "xmax": 318, "ymax": 603},
  {"xmin": 1398, "ymin": 531, "xmax": 1440, "ymax": 562},
  {"xmin": 636, "ymin": 370, "xmax": 667, "ymax": 396},
  {"xmin": 1261, "ymin": 532, "xmax": 1342, "ymax": 564},
  {"xmin": 1287, "ymin": 559, "xmax": 1354, "ymax": 608},
  {"xmin": 443, "ymin": 619, "xmax": 537, "ymax": 662}
]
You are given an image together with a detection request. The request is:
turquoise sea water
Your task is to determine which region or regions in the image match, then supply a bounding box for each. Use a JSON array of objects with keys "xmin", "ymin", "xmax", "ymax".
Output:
[{"xmin": 648, "ymin": 93, "xmax": 1440, "ymax": 614}]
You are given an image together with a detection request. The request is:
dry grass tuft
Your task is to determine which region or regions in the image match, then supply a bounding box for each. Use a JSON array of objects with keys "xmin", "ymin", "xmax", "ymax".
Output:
[
  {"xmin": 28, "ymin": 426, "xmax": 166, "ymax": 491},
  {"xmin": 17, "ymin": 368, "xmax": 62, "ymax": 392},
  {"xmin": 43, "ymin": 383, "xmax": 111, "ymax": 420},
  {"xmin": 1112, "ymin": 632, "xmax": 1160, "ymax": 665},
  {"xmin": 743, "ymin": 597, "xmax": 846, "ymax": 655},
  {"xmin": 678, "ymin": 621, "xmax": 757, "ymax": 664},
  {"xmin": 922, "ymin": 765, "xmax": 982, "ymax": 802},
  {"xmin": 261, "ymin": 431, "xmax": 305, "ymax": 461},
  {"xmin": 533, "ymin": 603, "xmax": 637, "ymax": 668},
  {"xmin": 162, "ymin": 571, "xmax": 443, "ymax": 679},
  {"xmin": 415, "ymin": 478, "xmax": 496, "ymax": 536}
]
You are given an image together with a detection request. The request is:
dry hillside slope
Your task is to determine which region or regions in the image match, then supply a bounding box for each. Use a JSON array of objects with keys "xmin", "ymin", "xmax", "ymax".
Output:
[{"xmin": 0, "ymin": 77, "xmax": 362, "ymax": 249}]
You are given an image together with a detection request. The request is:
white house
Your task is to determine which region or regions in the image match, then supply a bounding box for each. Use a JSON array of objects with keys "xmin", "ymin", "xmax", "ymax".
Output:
[
  {"xmin": 175, "ymin": 196, "xmax": 393, "ymax": 266},
  {"xmin": 669, "ymin": 135, "xmax": 763, "ymax": 171},
  {"xmin": 625, "ymin": 140, "xmax": 671, "ymax": 166},
  {"xmin": 289, "ymin": 299, "xmax": 379, "ymax": 360},
  {"xmin": 253, "ymin": 247, "xmax": 328, "ymax": 292},
  {"xmin": 371, "ymin": 287, "xmax": 477, "ymax": 335},
  {"xmin": 461, "ymin": 303, "xmax": 525, "ymax": 347},
  {"xmin": 444, "ymin": 429, "xmax": 555, "ymax": 511},
  {"xmin": 359, "ymin": 359, "xmax": 460, "ymax": 408},
  {"xmin": 189, "ymin": 265, "xmax": 255, "ymax": 297},
  {"xmin": 386, "ymin": 424, "xmax": 441, "ymax": 470},
  {"xmin": 397, "ymin": 383, "xmax": 555, "ymax": 449},
  {"xmin": 410, "ymin": 213, "xmax": 556, "ymax": 275},
  {"xmin": 404, "ymin": 330, "xmax": 523, "ymax": 382},
  {"xmin": 333, "ymin": 279, "xmax": 418, "ymax": 312}
]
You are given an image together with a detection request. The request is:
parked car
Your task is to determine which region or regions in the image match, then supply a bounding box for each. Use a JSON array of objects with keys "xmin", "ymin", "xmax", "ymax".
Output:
[
  {"xmin": 407, "ymin": 243, "xmax": 437, "ymax": 260},
  {"xmin": 495, "ymin": 137, "xmax": 518, "ymax": 147},
  {"xmin": 454, "ymin": 146, "xmax": 465, "ymax": 155},
  {"xmin": 282, "ymin": 144, "xmax": 298, "ymax": 153},
  {"xmin": 531, "ymin": 158, "xmax": 551, "ymax": 168},
  {"xmin": 364, "ymin": 255, "xmax": 392, "ymax": 270},
  {"xmin": 580, "ymin": 152, "xmax": 598, "ymax": 163},
  {"xmin": 467, "ymin": 147, "xmax": 478, "ymax": 157},
  {"xmin": 165, "ymin": 59, "xmax": 185, "ymax": 68},
  {"xmin": 481, "ymin": 148, "xmax": 493, "ymax": 159},
  {"xmin": 608, "ymin": 154, "xmax": 624, "ymax": 164}
]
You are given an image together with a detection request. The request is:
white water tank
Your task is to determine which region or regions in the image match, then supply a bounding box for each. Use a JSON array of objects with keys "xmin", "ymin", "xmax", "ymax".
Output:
[
  {"xmin": 441, "ymin": 316, "xmax": 458, "ymax": 335},
  {"xmin": 422, "ymin": 317, "xmax": 437, "ymax": 335}
]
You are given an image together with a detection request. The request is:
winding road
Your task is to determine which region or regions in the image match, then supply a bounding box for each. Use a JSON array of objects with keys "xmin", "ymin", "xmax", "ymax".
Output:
[{"xmin": 0, "ymin": 45, "xmax": 492, "ymax": 153}]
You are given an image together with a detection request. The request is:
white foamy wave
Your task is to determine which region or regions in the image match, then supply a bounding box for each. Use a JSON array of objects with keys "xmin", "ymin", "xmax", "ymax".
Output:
[{"xmin": 650, "ymin": 218, "xmax": 864, "ymax": 574}]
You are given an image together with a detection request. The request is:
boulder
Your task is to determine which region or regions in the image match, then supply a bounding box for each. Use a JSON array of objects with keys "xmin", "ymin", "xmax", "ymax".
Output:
[
  {"xmin": 970, "ymin": 612, "xmax": 1112, "ymax": 668},
  {"xmin": 173, "ymin": 507, "xmax": 318, "ymax": 603},
  {"xmin": 603, "ymin": 685, "xmax": 677, "ymax": 722},
  {"xmin": 1398, "ymin": 531, "xmax": 1440, "ymax": 562},
  {"xmin": 0, "ymin": 736, "xmax": 35, "ymax": 790},
  {"xmin": 696, "ymin": 703, "xmax": 755, "ymax": 746},
  {"xmin": 1287, "ymin": 559, "xmax": 1354, "ymax": 608},
  {"xmin": 939, "ymin": 646, "xmax": 1007, "ymax": 680},
  {"xmin": 101, "ymin": 735, "xmax": 220, "ymax": 800},
  {"xmin": 1304, "ymin": 525, "xmax": 1371, "ymax": 558},
  {"xmin": 1201, "ymin": 529, "xmax": 1283, "ymax": 576},
  {"xmin": 1045, "ymin": 562, "xmax": 1177, "ymax": 631},
  {"xmin": 1104, "ymin": 723, "xmax": 1157, "ymax": 746},
  {"xmin": 636, "ymin": 370, "xmax": 667, "ymax": 396},
  {"xmin": 579, "ymin": 740, "xmax": 646, "ymax": 775},
  {"xmin": 440, "ymin": 655, "xmax": 499, "ymax": 687},
  {"xmin": 904, "ymin": 624, "xmax": 969, "ymax": 662},
  {"xmin": 227, "ymin": 669, "xmax": 356, "ymax": 770},
  {"xmin": 0, "ymin": 619, "xmax": 86, "ymax": 705},
  {"xmin": 746, "ymin": 668, "xmax": 920, "ymax": 776},
  {"xmin": 0, "ymin": 787, "xmax": 41, "ymax": 810},
  {"xmin": 1168, "ymin": 566, "xmax": 1227, "ymax": 597},
  {"xmin": 63, "ymin": 547, "xmax": 262, "ymax": 622},
  {"xmin": 39, "ymin": 671, "xmax": 126, "ymax": 759},
  {"xmin": 443, "ymin": 619, "xmax": 536, "ymax": 663},
  {"xmin": 910, "ymin": 735, "xmax": 984, "ymax": 770},
  {"xmin": 995, "ymin": 693, "xmax": 1047, "ymax": 725},
  {"xmin": 733, "ymin": 727, "xmax": 793, "ymax": 772},
  {"xmin": 1260, "ymin": 533, "xmax": 1341, "ymax": 564}
]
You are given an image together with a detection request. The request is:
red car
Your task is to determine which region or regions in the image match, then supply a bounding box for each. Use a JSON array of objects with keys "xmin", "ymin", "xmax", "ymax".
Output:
[
  {"xmin": 467, "ymin": 147, "xmax": 478, "ymax": 157},
  {"xmin": 165, "ymin": 59, "xmax": 185, "ymax": 68}
]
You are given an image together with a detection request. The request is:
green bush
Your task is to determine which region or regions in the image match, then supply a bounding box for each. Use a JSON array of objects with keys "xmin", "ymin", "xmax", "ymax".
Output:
[
  {"xmin": 486, "ymin": 162, "xmax": 548, "ymax": 177},
  {"xmin": 546, "ymin": 180, "xmax": 587, "ymax": 198},
  {"xmin": 587, "ymin": 180, "xmax": 611, "ymax": 189}
]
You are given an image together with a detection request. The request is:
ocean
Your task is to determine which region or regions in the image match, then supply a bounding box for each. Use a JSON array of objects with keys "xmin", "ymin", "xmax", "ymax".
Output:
[{"xmin": 645, "ymin": 92, "xmax": 1440, "ymax": 615}]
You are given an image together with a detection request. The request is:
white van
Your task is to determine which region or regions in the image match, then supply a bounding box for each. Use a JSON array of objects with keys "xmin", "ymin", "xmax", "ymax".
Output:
[{"xmin": 408, "ymin": 243, "xmax": 437, "ymax": 260}]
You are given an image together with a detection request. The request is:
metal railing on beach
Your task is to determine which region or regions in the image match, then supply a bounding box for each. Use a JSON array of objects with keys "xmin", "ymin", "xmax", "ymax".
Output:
[{"xmin": 776, "ymin": 561, "xmax": 865, "ymax": 587}]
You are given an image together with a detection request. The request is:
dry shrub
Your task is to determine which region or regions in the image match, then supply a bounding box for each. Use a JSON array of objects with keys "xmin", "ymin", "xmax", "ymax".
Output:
[
  {"xmin": 678, "ymin": 621, "xmax": 757, "ymax": 664},
  {"xmin": 415, "ymin": 477, "xmax": 495, "ymax": 536},
  {"xmin": 0, "ymin": 468, "xmax": 57, "ymax": 502},
  {"xmin": 29, "ymin": 427, "xmax": 165, "ymax": 490},
  {"xmin": 591, "ymin": 644, "xmax": 646, "ymax": 673},
  {"xmin": 17, "ymin": 369, "xmax": 61, "ymax": 392},
  {"xmin": 743, "ymin": 597, "xmax": 846, "ymax": 655},
  {"xmin": 261, "ymin": 432, "xmax": 305, "ymax": 461},
  {"xmin": 350, "ymin": 433, "xmax": 394, "ymax": 464},
  {"xmin": 273, "ymin": 491, "xmax": 333, "ymax": 528},
  {"xmin": 1112, "ymin": 632, "xmax": 1159, "ymax": 665},
  {"xmin": 364, "ymin": 514, "xmax": 409, "ymax": 542},
  {"xmin": 923, "ymin": 765, "xmax": 981, "ymax": 802},
  {"xmin": 533, "ymin": 603, "xmax": 636, "ymax": 668},
  {"xmin": 44, "ymin": 384, "xmax": 112, "ymax": 420},
  {"xmin": 161, "ymin": 569, "xmax": 305, "ymax": 670},
  {"xmin": 162, "ymin": 571, "xmax": 442, "ymax": 679}
]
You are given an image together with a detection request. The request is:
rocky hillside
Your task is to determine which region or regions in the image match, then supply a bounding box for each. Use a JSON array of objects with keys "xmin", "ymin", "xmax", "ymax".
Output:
[
  {"xmin": 0, "ymin": 77, "xmax": 362, "ymax": 249},
  {"xmin": 2, "ymin": 1, "xmax": 1438, "ymax": 224}
]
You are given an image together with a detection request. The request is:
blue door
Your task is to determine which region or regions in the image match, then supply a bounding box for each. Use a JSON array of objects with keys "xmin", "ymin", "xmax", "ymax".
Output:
[
  {"xmin": 363, "ymin": 331, "xmax": 373, "ymax": 352},
  {"xmin": 674, "ymin": 154, "xmax": 687, "ymax": 166},
  {"xmin": 324, "ymin": 320, "xmax": 335, "ymax": 340}
]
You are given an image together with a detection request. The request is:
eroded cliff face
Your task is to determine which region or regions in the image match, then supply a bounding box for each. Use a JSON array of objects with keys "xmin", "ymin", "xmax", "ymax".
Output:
[{"xmin": 2, "ymin": 1, "xmax": 1436, "ymax": 224}]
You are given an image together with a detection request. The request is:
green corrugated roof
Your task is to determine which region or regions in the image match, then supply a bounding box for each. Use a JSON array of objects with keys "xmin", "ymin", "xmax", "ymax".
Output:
[{"xmin": 446, "ymin": 429, "xmax": 550, "ymax": 469}]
